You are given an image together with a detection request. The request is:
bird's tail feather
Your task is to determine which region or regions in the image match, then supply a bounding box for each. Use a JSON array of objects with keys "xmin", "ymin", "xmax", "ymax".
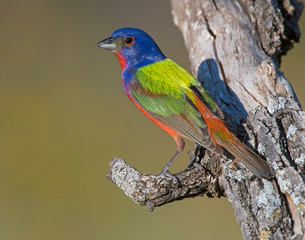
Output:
[
  {"xmin": 218, "ymin": 134, "xmax": 275, "ymax": 179},
  {"xmin": 191, "ymin": 92, "xmax": 274, "ymax": 179}
]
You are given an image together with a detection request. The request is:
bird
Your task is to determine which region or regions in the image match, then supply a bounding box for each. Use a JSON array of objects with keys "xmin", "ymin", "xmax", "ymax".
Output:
[{"xmin": 97, "ymin": 27, "xmax": 274, "ymax": 180}]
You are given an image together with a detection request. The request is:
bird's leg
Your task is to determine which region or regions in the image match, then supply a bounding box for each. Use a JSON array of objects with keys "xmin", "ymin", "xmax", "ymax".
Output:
[
  {"xmin": 187, "ymin": 143, "xmax": 200, "ymax": 167},
  {"xmin": 187, "ymin": 143, "xmax": 205, "ymax": 170},
  {"xmin": 157, "ymin": 137, "xmax": 185, "ymax": 182},
  {"xmin": 159, "ymin": 149, "xmax": 182, "ymax": 175}
]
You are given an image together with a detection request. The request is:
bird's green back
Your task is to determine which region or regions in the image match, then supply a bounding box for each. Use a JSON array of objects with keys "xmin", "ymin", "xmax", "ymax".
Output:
[
  {"xmin": 135, "ymin": 59, "xmax": 195, "ymax": 97},
  {"xmin": 133, "ymin": 58, "xmax": 219, "ymax": 116}
]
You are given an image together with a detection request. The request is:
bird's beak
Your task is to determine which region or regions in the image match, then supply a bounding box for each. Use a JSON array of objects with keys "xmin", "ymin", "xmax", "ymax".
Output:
[{"xmin": 96, "ymin": 37, "xmax": 116, "ymax": 50}]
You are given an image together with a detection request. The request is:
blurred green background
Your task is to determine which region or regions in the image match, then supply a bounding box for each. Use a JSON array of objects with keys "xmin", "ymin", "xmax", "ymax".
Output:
[{"xmin": 0, "ymin": 1, "xmax": 304, "ymax": 239}]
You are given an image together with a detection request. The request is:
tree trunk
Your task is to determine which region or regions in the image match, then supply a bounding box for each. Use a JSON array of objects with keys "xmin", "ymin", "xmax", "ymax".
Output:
[{"xmin": 107, "ymin": 0, "xmax": 305, "ymax": 239}]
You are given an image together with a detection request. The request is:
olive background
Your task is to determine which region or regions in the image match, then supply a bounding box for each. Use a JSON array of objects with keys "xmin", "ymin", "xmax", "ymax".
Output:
[{"xmin": 0, "ymin": 1, "xmax": 304, "ymax": 239}]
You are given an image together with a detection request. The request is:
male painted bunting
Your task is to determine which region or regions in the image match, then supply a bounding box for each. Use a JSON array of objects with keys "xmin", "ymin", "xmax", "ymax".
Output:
[{"xmin": 97, "ymin": 27, "xmax": 274, "ymax": 179}]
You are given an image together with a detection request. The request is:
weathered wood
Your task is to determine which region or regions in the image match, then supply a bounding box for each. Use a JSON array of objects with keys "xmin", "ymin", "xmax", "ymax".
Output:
[
  {"xmin": 107, "ymin": 152, "xmax": 224, "ymax": 212},
  {"xmin": 107, "ymin": 0, "xmax": 304, "ymax": 239}
]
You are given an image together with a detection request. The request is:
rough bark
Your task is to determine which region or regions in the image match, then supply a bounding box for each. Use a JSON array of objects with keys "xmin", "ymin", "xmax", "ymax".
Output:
[{"xmin": 107, "ymin": 0, "xmax": 304, "ymax": 239}]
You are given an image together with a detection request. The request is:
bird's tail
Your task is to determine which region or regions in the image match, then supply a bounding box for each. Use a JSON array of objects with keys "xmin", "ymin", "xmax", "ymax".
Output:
[
  {"xmin": 217, "ymin": 133, "xmax": 275, "ymax": 179},
  {"xmin": 191, "ymin": 92, "xmax": 274, "ymax": 179}
]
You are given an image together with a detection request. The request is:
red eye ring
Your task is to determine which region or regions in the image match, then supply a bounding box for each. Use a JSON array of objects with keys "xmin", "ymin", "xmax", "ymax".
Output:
[{"xmin": 124, "ymin": 36, "xmax": 134, "ymax": 46}]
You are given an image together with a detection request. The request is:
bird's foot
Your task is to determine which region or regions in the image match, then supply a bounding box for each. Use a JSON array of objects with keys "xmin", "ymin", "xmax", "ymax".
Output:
[
  {"xmin": 187, "ymin": 155, "xmax": 204, "ymax": 170},
  {"xmin": 192, "ymin": 162, "xmax": 204, "ymax": 171},
  {"xmin": 187, "ymin": 155, "xmax": 196, "ymax": 168},
  {"xmin": 156, "ymin": 170, "xmax": 181, "ymax": 186}
]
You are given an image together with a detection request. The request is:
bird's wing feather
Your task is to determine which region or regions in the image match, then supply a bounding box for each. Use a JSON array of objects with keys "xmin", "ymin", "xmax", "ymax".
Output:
[
  {"xmin": 128, "ymin": 59, "xmax": 223, "ymax": 154},
  {"xmin": 135, "ymin": 58, "xmax": 224, "ymax": 119}
]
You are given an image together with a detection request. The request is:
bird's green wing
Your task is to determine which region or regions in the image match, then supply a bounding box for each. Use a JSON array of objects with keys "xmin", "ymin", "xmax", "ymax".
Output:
[
  {"xmin": 129, "ymin": 58, "xmax": 224, "ymax": 153},
  {"xmin": 134, "ymin": 58, "xmax": 224, "ymax": 119}
]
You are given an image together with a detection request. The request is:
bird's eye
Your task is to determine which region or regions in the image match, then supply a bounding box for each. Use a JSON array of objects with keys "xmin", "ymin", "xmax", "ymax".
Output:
[{"xmin": 124, "ymin": 36, "xmax": 134, "ymax": 46}]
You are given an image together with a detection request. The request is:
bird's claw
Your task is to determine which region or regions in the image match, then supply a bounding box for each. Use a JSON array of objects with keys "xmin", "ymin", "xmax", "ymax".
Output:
[
  {"xmin": 187, "ymin": 155, "xmax": 197, "ymax": 168},
  {"xmin": 187, "ymin": 146, "xmax": 206, "ymax": 170},
  {"xmin": 187, "ymin": 155, "xmax": 205, "ymax": 171},
  {"xmin": 156, "ymin": 170, "xmax": 181, "ymax": 186},
  {"xmin": 192, "ymin": 162, "xmax": 204, "ymax": 171}
]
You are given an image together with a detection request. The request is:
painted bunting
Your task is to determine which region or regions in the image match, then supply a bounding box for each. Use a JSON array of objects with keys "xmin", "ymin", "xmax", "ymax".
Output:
[{"xmin": 97, "ymin": 27, "xmax": 274, "ymax": 179}]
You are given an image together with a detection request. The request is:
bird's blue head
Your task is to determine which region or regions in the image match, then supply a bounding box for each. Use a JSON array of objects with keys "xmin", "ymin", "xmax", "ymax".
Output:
[{"xmin": 97, "ymin": 28, "xmax": 166, "ymax": 70}]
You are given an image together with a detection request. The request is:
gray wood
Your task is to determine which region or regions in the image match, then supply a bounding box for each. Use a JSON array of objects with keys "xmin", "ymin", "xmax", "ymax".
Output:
[{"xmin": 107, "ymin": 0, "xmax": 305, "ymax": 239}]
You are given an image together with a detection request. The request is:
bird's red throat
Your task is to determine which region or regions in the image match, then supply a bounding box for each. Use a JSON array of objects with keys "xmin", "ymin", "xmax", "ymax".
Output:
[{"xmin": 115, "ymin": 52, "xmax": 127, "ymax": 71}]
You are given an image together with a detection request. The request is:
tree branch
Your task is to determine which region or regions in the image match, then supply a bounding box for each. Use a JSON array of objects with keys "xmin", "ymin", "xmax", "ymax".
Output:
[{"xmin": 107, "ymin": 148, "xmax": 225, "ymax": 212}]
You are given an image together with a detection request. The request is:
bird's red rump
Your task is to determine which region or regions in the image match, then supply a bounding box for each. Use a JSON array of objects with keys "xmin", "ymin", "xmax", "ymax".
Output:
[
  {"xmin": 115, "ymin": 52, "xmax": 127, "ymax": 71},
  {"xmin": 190, "ymin": 92, "xmax": 233, "ymax": 146}
]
